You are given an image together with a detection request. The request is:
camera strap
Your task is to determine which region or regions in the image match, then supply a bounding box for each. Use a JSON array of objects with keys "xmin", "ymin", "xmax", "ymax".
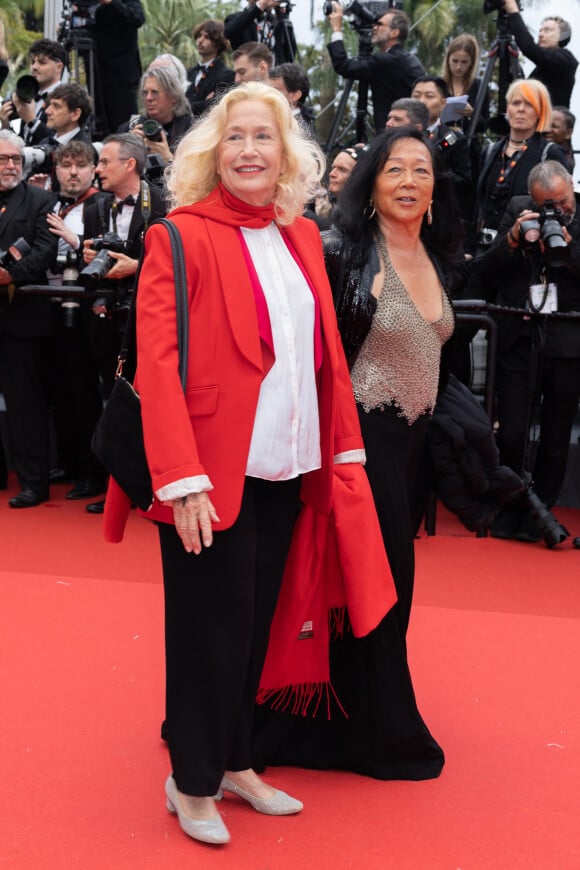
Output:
[{"xmin": 140, "ymin": 180, "xmax": 151, "ymax": 231}]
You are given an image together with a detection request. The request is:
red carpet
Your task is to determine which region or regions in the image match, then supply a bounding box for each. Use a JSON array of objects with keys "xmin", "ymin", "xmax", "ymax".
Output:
[{"xmin": 1, "ymin": 478, "xmax": 579, "ymax": 869}]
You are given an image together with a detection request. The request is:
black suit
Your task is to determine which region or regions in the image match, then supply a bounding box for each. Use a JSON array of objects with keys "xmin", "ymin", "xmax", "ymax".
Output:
[
  {"xmin": 480, "ymin": 194, "xmax": 580, "ymax": 506},
  {"xmin": 327, "ymin": 39, "xmax": 425, "ymax": 133},
  {"xmin": 88, "ymin": 0, "xmax": 145, "ymax": 135},
  {"xmin": 429, "ymin": 123, "xmax": 472, "ymax": 226},
  {"xmin": 508, "ymin": 12, "xmax": 578, "ymax": 108},
  {"xmin": 186, "ymin": 59, "xmax": 234, "ymax": 116},
  {"xmin": 0, "ymin": 183, "xmax": 58, "ymax": 495},
  {"xmin": 224, "ymin": 5, "xmax": 296, "ymax": 65},
  {"xmin": 83, "ymin": 183, "xmax": 166, "ymax": 392}
]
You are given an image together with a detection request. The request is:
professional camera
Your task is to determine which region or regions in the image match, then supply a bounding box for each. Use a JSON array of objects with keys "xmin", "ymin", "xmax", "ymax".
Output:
[
  {"xmin": 519, "ymin": 200, "xmax": 569, "ymax": 265},
  {"xmin": 129, "ymin": 116, "xmax": 163, "ymax": 142},
  {"xmin": 22, "ymin": 143, "xmax": 56, "ymax": 179},
  {"xmin": 483, "ymin": 0, "xmax": 521, "ymax": 14},
  {"xmin": 0, "ymin": 237, "xmax": 31, "ymax": 270},
  {"xmin": 323, "ymin": 1, "xmax": 400, "ymax": 30},
  {"xmin": 79, "ymin": 232, "xmax": 127, "ymax": 283}
]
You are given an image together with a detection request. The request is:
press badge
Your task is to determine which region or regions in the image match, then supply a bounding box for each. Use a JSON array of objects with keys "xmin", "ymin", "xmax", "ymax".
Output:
[{"xmin": 528, "ymin": 282, "xmax": 558, "ymax": 313}]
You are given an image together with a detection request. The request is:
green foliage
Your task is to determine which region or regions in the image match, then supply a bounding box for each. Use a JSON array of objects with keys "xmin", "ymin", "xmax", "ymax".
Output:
[
  {"xmin": 139, "ymin": 0, "xmax": 210, "ymax": 68},
  {"xmin": 0, "ymin": 0, "xmax": 43, "ymax": 86}
]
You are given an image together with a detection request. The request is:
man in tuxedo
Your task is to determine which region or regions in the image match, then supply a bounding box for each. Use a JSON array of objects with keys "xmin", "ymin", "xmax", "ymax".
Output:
[
  {"xmin": 82, "ymin": 132, "xmax": 166, "ymax": 513},
  {"xmin": 0, "ymin": 39, "xmax": 67, "ymax": 146},
  {"xmin": 45, "ymin": 141, "xmax": 105, "ymax": 501},
  {"xmin": 26, "ymin": 84, "xmax": 94, "ymax": 189},
  {"xmin": 480, "ymin": 161, "xmax": 580, "ymax": 541},
  {"xmin": 0, "ymin": 131, "xmax": 58, "ymax": 507},
  {"xmin": 186, "ymin": 19, "xmax": 234, "ymax": 116},
  {"xmin": 326, "ymin": 4, "xmax": 424, "ymax": 133}
]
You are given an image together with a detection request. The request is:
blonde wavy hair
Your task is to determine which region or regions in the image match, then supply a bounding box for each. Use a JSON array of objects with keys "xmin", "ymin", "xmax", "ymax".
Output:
[
  {"xmin": 165, "ymin": 82, "xmax": 325, "ymax": 224},
  {"xmin": 506, "ymin": 79, "xmax": 553, "ymax": 133}
]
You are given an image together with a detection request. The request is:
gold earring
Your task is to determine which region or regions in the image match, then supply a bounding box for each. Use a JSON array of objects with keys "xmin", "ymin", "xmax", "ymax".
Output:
[
  {"xmin": 365, "ymin": 198, "xmax": 376, "ymax": 221},
  {"xmin": 427, "ymin": 201, "xmax": 433, "ymax": 225}
]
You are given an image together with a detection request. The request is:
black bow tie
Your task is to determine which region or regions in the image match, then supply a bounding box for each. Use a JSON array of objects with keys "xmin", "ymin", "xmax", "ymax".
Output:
[
  {"xmin": 37, "ymin": 91, "xmax": 49, "ymax": 102},
  {"xmin": 58, "ymin": 194, "xmax": 77, "ymax": 207},
  {"xmin": 113, "ymin": 195, "xmax": 136, "ymax": 213}
]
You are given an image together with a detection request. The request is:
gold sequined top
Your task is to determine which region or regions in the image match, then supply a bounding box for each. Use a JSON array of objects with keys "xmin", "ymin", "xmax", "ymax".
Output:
[{"xmin": 351, "ymin": 234, "xmax": 454, "ymax": 423}]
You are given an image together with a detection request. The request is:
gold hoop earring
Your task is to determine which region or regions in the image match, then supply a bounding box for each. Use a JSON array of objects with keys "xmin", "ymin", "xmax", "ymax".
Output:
[{"xmin": 427, "ymin": 201, "xmax": 433, "ymax": 225}]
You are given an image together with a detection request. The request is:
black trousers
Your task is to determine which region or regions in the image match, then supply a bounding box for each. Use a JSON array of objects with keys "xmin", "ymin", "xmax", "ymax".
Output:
[
  {"xmin": 158, "ymin": 475, "xmax": 301, "ymax": 797},
  {"xmin": 496, "ymin": 339, "xmax": 580, "ymax": 506},
  {"xmin": 0, "ymin": 333, "xmax": 52, "ymax": 494}
]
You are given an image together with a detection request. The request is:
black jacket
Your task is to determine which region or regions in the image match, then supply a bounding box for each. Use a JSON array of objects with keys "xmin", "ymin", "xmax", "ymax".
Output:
[
  {"xmin": 186, "ymin": 58, "xmax": 235, "ymax": 116},
  {"xmin": 327, "ymin": 40, "xmax": 425, "ymax": 132},
  {"xmin": 82, "ymin": 183, "xmax": 166, "ymax": 303},
  {"xmin": 480, "ymin": 193, "xmax": 580, "ymax": 358},
  {"xmin": 508, "ymin": 12, "xmax": 578, "ymax": 108},
  {"xmin": 224, "ymin": 6, "xmax": 296, "ymax": 65},
  {"xmin": 0, "ymin": 183, "xmax": 58, "ymax": 337}
]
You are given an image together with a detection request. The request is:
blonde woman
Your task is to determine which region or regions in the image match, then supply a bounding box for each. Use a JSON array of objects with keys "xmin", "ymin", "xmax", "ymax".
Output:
[{"xmin": 104, "ymin": 82, "xmax": 366, "ymax": 846}]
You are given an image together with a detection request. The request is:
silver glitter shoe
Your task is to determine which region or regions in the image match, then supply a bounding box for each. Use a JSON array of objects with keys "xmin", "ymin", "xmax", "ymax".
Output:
[
  {"xmin": 165, "ymin": 776, "xmax": 230, "ymax": 845},
  {"xmin": 220, "ymin": 775, "xmax": 303, "ymax": 815}
]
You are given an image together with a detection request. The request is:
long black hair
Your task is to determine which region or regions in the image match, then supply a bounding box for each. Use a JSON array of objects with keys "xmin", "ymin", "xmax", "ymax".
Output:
[{"xmin": 334, "ymin": 127, "xmax": 464, "ymax": 271}]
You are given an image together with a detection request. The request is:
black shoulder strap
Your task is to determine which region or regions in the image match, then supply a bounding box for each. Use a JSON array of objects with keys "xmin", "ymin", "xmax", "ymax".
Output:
[{"xmin": 116, "ymin": 218, "xmax": 188, "ymax": 390}]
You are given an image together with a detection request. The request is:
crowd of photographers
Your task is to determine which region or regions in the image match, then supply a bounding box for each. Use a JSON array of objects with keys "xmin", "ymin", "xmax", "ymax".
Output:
[{"xmin": 0, "ymin": 0, "xmax": 579, "ymax": 545}]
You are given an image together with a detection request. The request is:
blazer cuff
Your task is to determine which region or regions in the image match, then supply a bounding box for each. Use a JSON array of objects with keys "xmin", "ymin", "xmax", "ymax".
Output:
[
  {"xmin": 155, "ymin": 475, "xmax": 214, "ymax": 502},
  {"xmin": 334, "ymin": 449, "xmax": 366, "ymax": 466}
]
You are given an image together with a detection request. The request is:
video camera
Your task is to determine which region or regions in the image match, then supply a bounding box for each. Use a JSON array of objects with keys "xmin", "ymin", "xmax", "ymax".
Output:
[
  {"xmin": 519, "ymin": 200, "xmax": 570, "ymax": 266},
  {"xmin": 323, "ymin": 1, "xmax": 402, "ymax": 33},
  {"xmin": 79, "ymin": 232, "xmax": 129, "ymax": 284}
]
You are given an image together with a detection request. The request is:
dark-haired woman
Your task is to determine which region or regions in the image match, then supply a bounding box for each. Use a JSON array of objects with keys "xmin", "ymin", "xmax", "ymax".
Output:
[{"xmin": 253, "ymin": 128, "xmax": 463, "ymax": 780}]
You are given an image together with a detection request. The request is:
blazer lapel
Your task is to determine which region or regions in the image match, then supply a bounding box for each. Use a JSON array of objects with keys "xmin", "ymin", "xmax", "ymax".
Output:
[
  {"xmin": 0, "ymin": 183, "xmax": 27, "ymax": 245},
  {"xmin": 207, "ymin": 221, "xmax": 263, "ymax": 372}
]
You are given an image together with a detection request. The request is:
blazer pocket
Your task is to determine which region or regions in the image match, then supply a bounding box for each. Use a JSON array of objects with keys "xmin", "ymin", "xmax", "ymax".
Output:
[{"xmin": 185, "ymin": 384, "xmax": 219, "ymax": 416}]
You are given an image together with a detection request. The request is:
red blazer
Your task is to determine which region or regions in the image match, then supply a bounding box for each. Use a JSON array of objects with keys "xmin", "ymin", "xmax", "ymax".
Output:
[{"xmin": 104, "ymin": 200, "xmax": 363, "ymax": 542}]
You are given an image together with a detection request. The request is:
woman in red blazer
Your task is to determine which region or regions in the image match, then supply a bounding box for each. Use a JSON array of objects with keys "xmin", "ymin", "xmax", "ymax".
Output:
[{"xmin": 104, "ymin": 83, "xmax": 366, "ymax": 847}]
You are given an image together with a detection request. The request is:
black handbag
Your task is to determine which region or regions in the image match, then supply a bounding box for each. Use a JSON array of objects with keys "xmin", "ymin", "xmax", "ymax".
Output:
[{"xmin": 91, "ymin": 218, "xmax": 189, "ymax": 511}]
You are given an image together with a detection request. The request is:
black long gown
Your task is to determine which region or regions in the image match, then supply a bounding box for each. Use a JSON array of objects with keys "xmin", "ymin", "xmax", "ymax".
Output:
[{"xmin": 251, "ymin": 233, "xmax": 448, "ymax": 781}]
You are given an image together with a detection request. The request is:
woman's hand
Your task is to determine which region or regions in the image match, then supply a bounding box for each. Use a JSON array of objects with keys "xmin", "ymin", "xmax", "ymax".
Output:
[{"xmin": 171, "ymin": 492, "xmax": 220, "ymax": 554}]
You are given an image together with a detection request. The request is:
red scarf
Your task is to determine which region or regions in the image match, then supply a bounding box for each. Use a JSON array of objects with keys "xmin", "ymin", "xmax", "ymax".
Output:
[{"xmin": 257, "ymin": 463, "xmax": 397, "ymax": 718}]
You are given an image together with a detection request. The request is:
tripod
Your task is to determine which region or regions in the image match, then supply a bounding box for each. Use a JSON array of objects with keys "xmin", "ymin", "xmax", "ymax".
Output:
[
  {"xmin": 276, "ymin": 10, "xmax": 298, "ymax": 65},
  {"xmin": 467, "ymin": 12, "xmax": 523, "ymax": 141},
  {"xmin": 323, "ymin": 31, "xmax": 375, "ymax": 154}
]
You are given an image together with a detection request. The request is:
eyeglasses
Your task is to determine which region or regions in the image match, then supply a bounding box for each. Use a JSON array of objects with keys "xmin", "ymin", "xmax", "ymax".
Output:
[
  {"xmin": 96, "ymin": 157, "xmax": 130, "ymax": 167},
  {"xmin": 0, "ymin": 154, "xmax": 24, "ymax": 166}
]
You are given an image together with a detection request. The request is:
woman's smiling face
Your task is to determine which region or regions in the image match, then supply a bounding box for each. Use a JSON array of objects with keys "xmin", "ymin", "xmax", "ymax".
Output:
[{"xmin": 217, "ymin": 100, "xmax": 285, "ymax": 206}]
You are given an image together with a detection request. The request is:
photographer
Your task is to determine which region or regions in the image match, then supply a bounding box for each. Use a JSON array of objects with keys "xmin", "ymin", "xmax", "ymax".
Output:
[
  {"xmin": 326, "ymin": 3, "xmax": 424, "ymax": 133},
  {"xmin": 46, "ymin": 141, "xmax": 105, "ymax": 502},
  {"xmin": 0, "ymin": 39, "xmax": 67, "ymax": 146},
  {"xmin": 121, "ymin": 66, "xmax": 193, "ymax": 181},
  {"xmin": 186, "ymin": 19, "xmax": 235, "ymax": 116},
  {"xmin": 0, "ymin": 130, "xmax": 58, "ymax": 508},
  {"xmin": 225, "ymin": 0, "xmax": 296, "ymax": 65},
  {"xmin": 503, "ymin": 1, "xmax": 577, "ymax": 108},
  {"xmin": 480, "ymin": 160, "xmax": 580, "ymax": 541},
  {"xmin": 82, "ymin": 132, "xmax": 165, "ymax": 513}
]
